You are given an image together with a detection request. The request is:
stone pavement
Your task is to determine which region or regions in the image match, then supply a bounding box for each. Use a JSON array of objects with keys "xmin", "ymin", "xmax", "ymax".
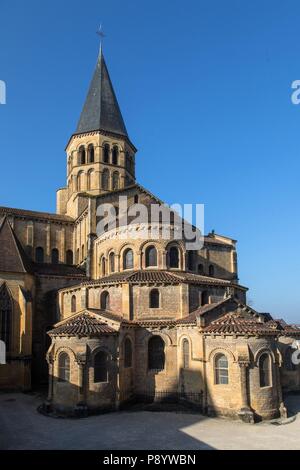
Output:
[{"xmin": 0, "ymin": 392, "xmax": 300, "ymax": 450}]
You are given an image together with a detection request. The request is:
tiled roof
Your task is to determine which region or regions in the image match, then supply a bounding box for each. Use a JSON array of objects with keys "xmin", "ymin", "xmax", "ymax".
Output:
[
  {"xmin": 0, "ymin": 206, "xmax": 74, "ymax": 223},
  {"xmin": 86, "ymin": 270, "xmax": 243, "ymax": 288},
  {"xmin": 48, "ymin": 313, "xmax": 117, "ymax": 337},
  {"xmin": 204, "ymin": 312, "xmax": 279, "ymax": 336},
  {"xmin": 33, "ymin": 263, "xmax": 86, "ymax": 278},
  {"xmin": 177, "ymin": 298, "xmax": 232, "ymax": 324}
]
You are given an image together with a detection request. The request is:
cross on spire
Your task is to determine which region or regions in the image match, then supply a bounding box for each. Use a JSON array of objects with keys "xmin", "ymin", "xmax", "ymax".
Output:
[{"xmin": 96, "ymin": 24, "xmax": 106, "ymax": 52}]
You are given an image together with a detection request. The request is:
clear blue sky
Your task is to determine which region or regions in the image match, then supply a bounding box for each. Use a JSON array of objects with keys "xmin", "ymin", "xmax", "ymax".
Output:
[{"xmin": 0, "ymin": 0, "xmax": 299, "ymax": 322}]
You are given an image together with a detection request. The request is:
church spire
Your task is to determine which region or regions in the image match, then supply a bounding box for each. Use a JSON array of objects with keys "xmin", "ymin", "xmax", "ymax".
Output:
[{"xmin": 76, "ymin": 46, "xmax": 128, "ymax": 137}]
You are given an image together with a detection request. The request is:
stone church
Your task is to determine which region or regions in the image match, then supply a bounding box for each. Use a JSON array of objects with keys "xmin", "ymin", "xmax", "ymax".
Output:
[{"xmin": 0, "ymin": 45, "xmax": 299, "ymax": 422}]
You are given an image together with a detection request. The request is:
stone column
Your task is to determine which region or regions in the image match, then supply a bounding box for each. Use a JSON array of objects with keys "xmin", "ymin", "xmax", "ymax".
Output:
[
  {"xmin": 238, "ymin": 362, "xmax": 254, "ymax": 424},
  {"xmin": 47, "ymin": 358, "xmax": 54, "ymax": 401},
  {"xmin": 162, "ymin": 250, "xmax": 167, "ymax": 269},
  {"xmin": 75, "ymin": 356, "xmax": 88, "ymax": 417}
]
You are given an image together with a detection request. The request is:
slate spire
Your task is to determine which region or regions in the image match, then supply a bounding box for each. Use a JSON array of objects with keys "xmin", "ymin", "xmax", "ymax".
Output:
[{"xmin": 76, "ymin": 47, "xmax": 128, "ymax": 137}]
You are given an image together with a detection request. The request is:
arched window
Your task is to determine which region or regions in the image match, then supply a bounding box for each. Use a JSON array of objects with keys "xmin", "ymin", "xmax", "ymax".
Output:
[
  {"xmin": 112, "ymin": 146, "xmax": 119, "ymax": 165},
  {"xmin": 187, "ymin": 251, "xmax": 195, "ymax": 271},
  {"xmin": 100, "ymin": 291, "xmax": 110, "ymax": 310},
  {"xmin": 145, "ymin": 246, "xmax": 157, "ymax": 267},
  {"xmin": 182, "ymin": 339, "xmax": 190, "ymax": 369},
  {"xmin": 78, "ymin": 146, "xmax": 86, "ymax": 165},
  {"xmin": 58, "ymin": 352, "xmax": 70, "ymax": 382},
  {"xmin": 134, "ymin": 195, "xmax": 139, "ymax": 204},
  {"xmin": 284, "ymin": 347, "xmax": 296, "ymax": 371},
  {"xmin": 71, "ymin": 295, "xmax": 76, "ymax": 313},
  {"xmin": 168, "ymin": 246, "xmax": 179, "ymax": 268},
  {"xmin": 259, "ymin": 353, "xmax": 271, "ymax": 387},
  {"xmin": 103, "ymin": 144, "xmax": 110, "ymax": 163},
  {"xmin": 87, "ymin": 144, "xmax": 94, "ymax": 163},
  {"xmin": 209, "ymin": 265, "xmax": 215, "ymax": 277},
  {"xmin": 101, "ymin": 256, "xmax": 106, "ymax": 276},
  {"xmin": 112, "ymin": 171, "xmax": 119, "ymax": 191},
  {"xmin": 124, "ymin": 338, "xmax": 132, "ymax": 368},
  {"xmin": 215, "ymin": 353, "xmax": 228, "ymax": 384},
  {"xmin": 0, "ymin": 284, "xmax": 12, "ymax": 351},
  {"xmin": 87, "ymin": 169, "xmax": 94, "ymax": 190},
  {"xmin": 201, "ymin": 291, "xmax": 209, "ymax": 306},
  {"xmin": 66, "ymin": 250, "xmax": 73, "ymax": 265},
  {"xmin": 148, "ymin": 336, "xmax": 165, "ymax": 371},
  {"xmin": 149, "ymin": 289, "xmax": 160, "ymax": 308},
  {"xmin": 35, "ymin": 247, "xmax": 44, "ymax": 263},
  {"xmin": 109, "ymin": 252, "xmax": 115, "ymax": 273},
  {"xmin": 123, "ymin": 248, "xmax": 134, "ymax": 270},
  {"xmin": 101, "ymin": 168, "xmax": 109, "ymax": 190},
  {"xmin": 77, "ymin": 171, "xmax": 84, "ymax": 191},
  {"xmin": 51, "ymin": 248, "xmax": 59, "ymax": 264},
  {"xmin": 198, "ymin": 264, "xmax": 204, "ymax": 275},
  {"xmin": 94, "ymin": 351, "xmax": 108, "ymax": 383}
]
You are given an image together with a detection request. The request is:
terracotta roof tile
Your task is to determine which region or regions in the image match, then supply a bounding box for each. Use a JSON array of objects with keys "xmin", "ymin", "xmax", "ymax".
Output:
[
  {"xmin": 48, "ymin": 313, "xmax": 117, "ymax": 337},
  {"xmin": 0, "ymin": 206, "xmax": 74, "ymax": 223},
  {"xmin": 204, "ymin": 312, "xmax": 279, "ymax": 336}
]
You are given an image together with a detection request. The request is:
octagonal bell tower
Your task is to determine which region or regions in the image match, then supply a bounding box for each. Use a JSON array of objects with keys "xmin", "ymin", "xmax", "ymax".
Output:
[{"xmin": 57, "ymin": 46, "xmax": 137, "ymax": 217}]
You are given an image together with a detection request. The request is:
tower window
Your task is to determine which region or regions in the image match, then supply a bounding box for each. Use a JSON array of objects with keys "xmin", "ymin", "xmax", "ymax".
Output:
[
  {"xmin": 149, "ymin": 289, "xmax": 160, "ymax": 308},
  {"xmin": 94, "ymin": 351, "xmax": 109, "ymax": 383},
  {"xmin": 259, "ymin": 353, "xmax": 271, "ymax": 387},
  {"xmin": 58, "ymin": 352, "xmax": 70, "ymax": 382},
  {"xmin": 0, "ymin": 284, "xmax": 12, "ymax": 351},
  {"xmin": 88, "ymin": 144, "xmax": 94, "ymax": 163},
  {"xmin": 51, "ymin": 248, "xmax": 59, "ymax": 264},
  {"xmin": 109, "ymin": 252, "xmax": 115, "ymax": 273},
  {"xmin": 123, "ymin": 248, "xmax": 134, "ymax": 270},
  {"xmin": 35, "ymin": 247, "xmax": 44, "ymax": 263},
  {"xmin": 145, "ymin": 245, "xmax": 157, "ymax": 267},
  {"xmin": 215, "ymin": 353, "xmax": 228, "ymax": 384},
  {"xmin": 148, "ymin": 336, "xmax": 165, "ymax": 371},
  {"xmin": 101, "ymin": 169, "xmax": 109, "ymax": 190},
  {"xmin": 101, "ymin": 256, "xmax": 106, "ymax": 276},
  {"xmin": 168, "ymin": 246, "xmax": 179, "ymax": 268},
  {"xmin": 78, "ymin": 146, "xmax": 86, "ymax": 165},
  {"xmin": 103, "ymin": 144, "xmax": 110, "ymax": 163},
  {"xmin": 100, "ymin": 291, "xmax": 110, "ymax": 310},
  {"xmin": 134, "ymin": 195, "xmax": 139, "ymax": 204},
  {"xmin": 112, "ymin": 171, "xmax": 119, "ymax": 191},
  {"xmin": 112, "ymin": 146, "xmax": 119, "ymax": 165}
]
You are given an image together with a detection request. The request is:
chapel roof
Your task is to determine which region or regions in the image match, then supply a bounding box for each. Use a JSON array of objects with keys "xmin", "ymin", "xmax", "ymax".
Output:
[{"xmin": 48, "ymin": 312, "xmax": 117, "ymax": 337}]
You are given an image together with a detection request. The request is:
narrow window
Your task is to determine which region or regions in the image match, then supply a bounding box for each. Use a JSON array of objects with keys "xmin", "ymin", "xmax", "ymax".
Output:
[
  {"xmin": 103, "ymin": 144, "xmax": 110, "ymax": 163},
  {"xmin": 112, "ymin": 146, "xmax": 119, "ymax": 165},
  {"xmin": 209, "ymin": 265, "xmax": 215, "ymax": 277},
  {"xmin": 259, "ymin": 353, "xmax": 271, "ymax": 387},
  {"xmin": 94, "ymin": 351, "xmax": 108, "ymax": 383},
  {"xmin": 51, "ymin": 248, "xmax": 59, "ymax": 264},
  {"xmin": 0, "ymin": 284, "xmax": 12, "ymax": 351},
  {"xmin": 169, "ymin": 246, "xmax": 179, "ymax": 268},
  {"xmin": 187, "ymin": 251, "xmax": 195, "ymax": 271},
  {"xmin": 35, "ymin": 247, "xmax": 44, "ymax": 263},
  {"xmin": 71, "ymin": 295, "xmax": 76, "ymax": 313},
  {"xmin": 145, "ymin": 245, "xmax": 157, "ymax": 267},
  {"xmin": 134, "ymin": 195, "xmax": 139, "ymax": 204},
  {"xmin": 124, "ymin": 338, "xmax": 132, "ymax": 368},
  {"xmin": 88, "ymin": 144, "xmax": 94, "ymax": 163},
  {"xmin": 100, "ymin": 291, "xmax": 110, "ymax": 310},
  {"xmin": 215, "ymin": 354, "xmax": 228, "ymax": 384},
  {"xmin": 198, "ymin": 264, "xmax": 204, "ymax": 275},
  {"xmin": 148, "ymin": 336, "xmax": 165, "ymax": 371},
  {"xmin": 201, "ymin": 291, "xmax": 209, "ymax": 306},
  {"xmin": 58, "ymin": 352, "xmax": 70, "ymax": 382},
  {"xmin": 149, "ymin": 289, "xmax": 160, "ymax": 308},
  {"xmin": 66, "ymin": 250, "xmax": 73, "ymax": 265},
  {"xmin": 182, "ymin": 339, "xmax": 190, "ymax": 369},
  {"xmin": 109, "ymin": 252, "xmax": 115, "ymax": 273},
  {"xmin": 123, "ymin": 249, "xmax": 134, "ymax": 270},
  {"xmin": 78, "ymin": 145, "xmax": 86, "ymax": 165},
  {"xmin": 87, "ymin": 169, "xmax": 94, "ymax": 190},
  {"xmin": 101, "ymin": 257, "xmax": 106, "ymax": 276},
  {"xmin": 112, "ymin": 171, "xmax": 119, "ymax": 190},
  {"xmin": 101, "ymin": 169, "xmax": 109, "ymax": 190}
]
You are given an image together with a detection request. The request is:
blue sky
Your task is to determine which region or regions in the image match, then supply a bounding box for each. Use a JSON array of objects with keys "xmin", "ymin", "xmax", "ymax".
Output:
[{"xmin": 0, "ymin": 0, "xmax": 299, "ymax": 321}]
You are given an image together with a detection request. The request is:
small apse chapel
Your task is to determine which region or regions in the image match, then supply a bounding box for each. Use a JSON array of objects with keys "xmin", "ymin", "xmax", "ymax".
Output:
[{"xmin": 0, "ymin": 44, "xmax": 299, "ymax": 422}]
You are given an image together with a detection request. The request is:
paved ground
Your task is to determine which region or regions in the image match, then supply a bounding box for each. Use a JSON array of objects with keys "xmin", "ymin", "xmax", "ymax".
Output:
[{"xmin": 1, "ymin": 392, "xmax": 300, "ymax": 450}]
